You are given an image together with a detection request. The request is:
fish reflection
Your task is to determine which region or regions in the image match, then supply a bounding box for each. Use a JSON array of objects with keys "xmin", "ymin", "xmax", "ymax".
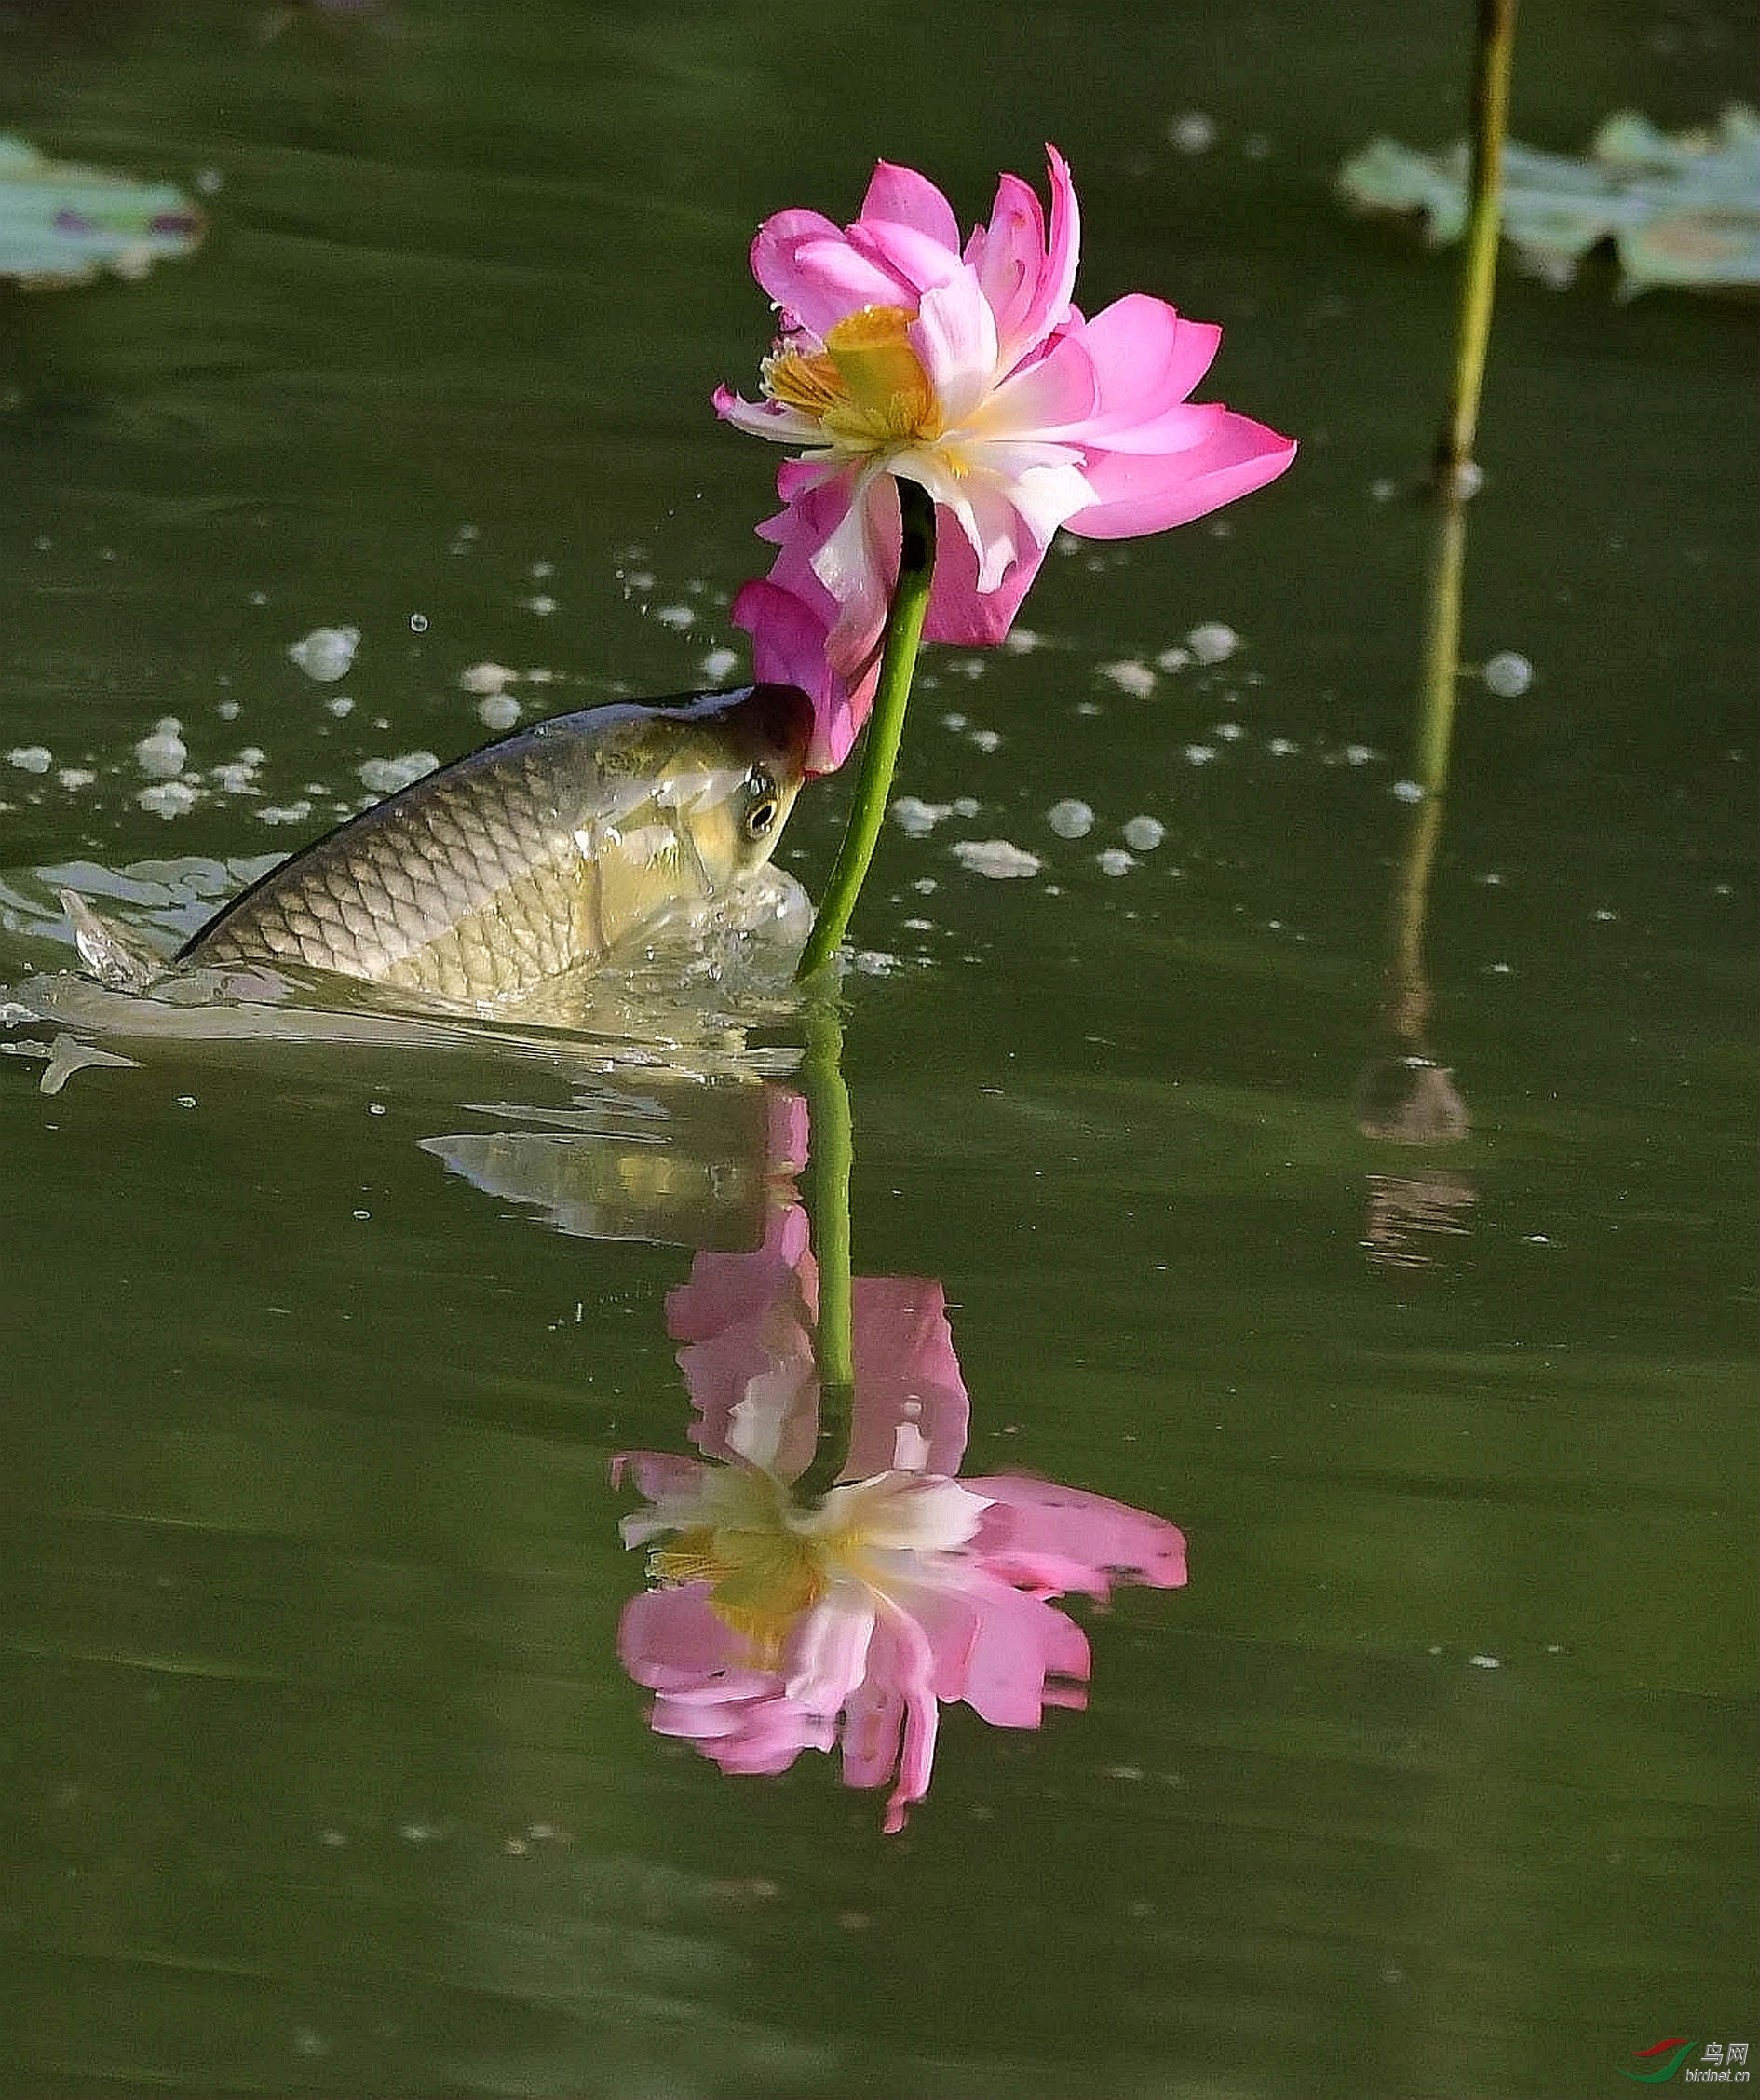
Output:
[
  {"xmin": 420, "ymin": 1083, "xmax": 792, "ymax": 1251},
  {"xmin": 613, "ymin": 1091, "xmax": 1187, "ymax": 1833}
]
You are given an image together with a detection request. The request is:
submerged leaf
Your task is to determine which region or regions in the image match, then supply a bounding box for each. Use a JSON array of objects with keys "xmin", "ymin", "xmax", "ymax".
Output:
[
  {"xmin": 0, "ymin": 134, "xmax": 204, "ymax": 288},
  {"xmin": 1337, "ymin": 103, "xmax": 1760, "ymax": 296}
]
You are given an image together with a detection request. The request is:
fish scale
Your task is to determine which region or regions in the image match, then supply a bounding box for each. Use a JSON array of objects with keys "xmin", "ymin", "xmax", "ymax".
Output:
[{"xmin": 179, "ymin": 685, "xmax": 814, "ymax": 1007}]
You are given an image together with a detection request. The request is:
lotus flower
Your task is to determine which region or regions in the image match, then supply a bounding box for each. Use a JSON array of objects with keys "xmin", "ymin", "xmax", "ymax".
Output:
[
  {"xmin": 614, "ymin": 1140, "xmax": 1187, "ymax": 1831},
  {"xmin": 716, "ymin": 148, "xmax": 1296, "ymax": 769}
]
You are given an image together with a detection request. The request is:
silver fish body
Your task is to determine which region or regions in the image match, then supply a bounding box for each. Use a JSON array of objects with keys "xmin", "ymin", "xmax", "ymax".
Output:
[{"xmin": 177, "ymin": 684, "xmax": 814, "ymax": 1005}]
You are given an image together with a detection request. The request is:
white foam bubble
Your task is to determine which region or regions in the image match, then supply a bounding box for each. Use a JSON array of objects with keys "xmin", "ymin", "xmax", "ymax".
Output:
[
  {"xmin": 953, "ymin": 838, "xmax": 1041, "ymax": 879},
  {"xmin": 1186, "ymin": 621, "xmax": 1239, "ymax": 664},
  {"xmin": 358, "ymin": 752, "xmax": 440, "ymax": 794},
  {"xmin": 458, "ymin": 661, "xmax": 517, "ymax": 695},
  {"xmin": 138, "ymin": 779, "xmax": 199, "ymax": 818},
  {"xmin": 288, "ymin": 626, "xmax": 359, "ymax": 681},
  {"xmin": 891, "ymin": 795, "xmax": 953, "ymax": 836},
  {"xmin": 1098, "ymin": 659, "xmax": 1157, "ymax": 698},
  {"xmin": 134, "ymin": 726, "xmax": 188, "ymax": 778},
  {"xmin": 1046, "ymin": 798, "xmax": 1095, "ymax": 839},
  {"xmin": 1483, "ymin": 651, "xmax": 1533, "ymax": 697},
  {"xmin": 1121, "ymin": 815, "xmax": 1165, "ymax": 851}
]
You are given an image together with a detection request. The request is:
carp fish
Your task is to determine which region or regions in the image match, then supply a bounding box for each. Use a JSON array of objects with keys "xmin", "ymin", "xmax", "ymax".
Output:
[{"xmin": 175, "ymin": 684, "xmax": 814, "ymax": 1006}]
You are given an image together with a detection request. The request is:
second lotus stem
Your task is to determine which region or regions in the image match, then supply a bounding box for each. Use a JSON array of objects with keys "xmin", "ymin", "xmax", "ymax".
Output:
[{"xmin": 1435, "ymin": 0, "xmax": 1517, "ymax": 487}]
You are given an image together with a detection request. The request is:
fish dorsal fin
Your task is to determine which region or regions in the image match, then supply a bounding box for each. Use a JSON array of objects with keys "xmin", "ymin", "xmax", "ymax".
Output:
[{"xmin": 57, "ymin": 888, "xmax": 167, "ymax": 993}]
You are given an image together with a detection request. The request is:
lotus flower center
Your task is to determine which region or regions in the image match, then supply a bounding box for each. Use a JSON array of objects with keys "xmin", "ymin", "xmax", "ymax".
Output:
[
  {"xmin": 765, "ymin": 305, "xmax": 941, "ymax": 448},
  {"xmin": 650, "ymin": 1510, "xmax": 828, "ymax": 1666}
]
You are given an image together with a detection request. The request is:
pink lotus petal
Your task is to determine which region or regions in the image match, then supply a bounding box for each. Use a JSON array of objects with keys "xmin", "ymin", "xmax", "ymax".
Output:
[
  {"xmin": 966, "ymin": 147, "xmax": 1081, "ymax": 368},
  {"xmin": 846, "ymin": 218, "xmax": 966, "ymax": 299},
  {"xmin": 972, "ymin": 328, "xmax": 1098, "ymax": 439},
  {"xmin": 767, "ymin": 1089, "xmax": 810, "ymax": 1182},
  {"xmin": 859, "ymin": 160, "xmax": 962, "ymax": 254},
  {"xmin": 665, "ymin": 1203, "xmax": 809, "ymax": 1348},
  {"xmin": 968, "ymin": 1474, "xmax": 1190, "ymax": 1590},
  {"xmin": 751, "ymin": 211, "xmax": 908, "ymax": 336},
  {"xmin": 784, "ymin": 1582, "xmax": 877, "ymax": 1714},
  {"xmin": 1031, "ymin": 145, "xmax": 1082, "ymax": 358},
  {"xmin": 921, "ymin": 514, "xmax": 1046, "ymax": 646},
  {"xmin": 869, "ymin": 1604, "xmax": 941, "ymax": 1832},
  {"xmin": 733, "ymin": 580, "xmax": 874, "ymax": 774},
  {"xmin": 966, "ymin": 170, "xmax": 1046, "ymax": 350},
  {"xmin": 842, "ymin": 1277, "xmax": 971, "ymax": 1478},
  {"xmin": 956, "ymin": 1575, "xmax": 1092, "ymax": 1728},
  {"xmin": 1072, "ymin": 293, "xmax": 1223, "ymax": 436},
  {"xmin": 711, "ymin": 384, "xmax": 821, "ymax": 447},
  {"xmin": 611, "ymin": 1449, "xmax": 705, "ymax": 1510},
  {"xmin": 1069, "ymin": 411, "xmax": 1298, "ymax": 539},
  {"xmin": 909, "ymin": 271, "xmax": 1001, "ymax": 427},
  {"xmin": 618, "ymin": 1581, "xmax": 743, "ymax": 1686},
  {"xmin": 840, "ymin": 1673, "xmax": 907, "ymax": 1791}
]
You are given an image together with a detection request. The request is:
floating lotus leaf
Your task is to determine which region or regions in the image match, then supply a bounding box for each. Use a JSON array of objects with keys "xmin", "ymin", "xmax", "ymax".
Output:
[
  {"xmin": 0, "ymin": 134, "xmax": 204, "ymax": 289},
  {"xmin": 1338, "ymin": 102, "xmax": 1760, "ymax": 297}
]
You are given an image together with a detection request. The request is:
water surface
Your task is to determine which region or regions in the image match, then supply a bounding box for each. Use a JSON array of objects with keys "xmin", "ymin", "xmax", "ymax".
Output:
[{"xmin": 2, "ymin": 3, "xmax": 1753, "ymax": 2095}]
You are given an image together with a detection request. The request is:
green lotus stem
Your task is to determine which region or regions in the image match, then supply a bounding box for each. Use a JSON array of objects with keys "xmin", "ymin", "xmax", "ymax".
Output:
[
  {"xmin": 1391, "ymin": 446, "xmax": 1469, "ymax": 1045},
  {"xmin": 1435, "ymin": 0, "xmax": 1517, "ymax": 485},
  {"xmin": 795, "ymin": 479, "xmax": 937, "ymax": 979},
  {"xmin": 799, "ymin": 997, "xmax": 856, "ymax": 1497},
  {"xmin": 1415, "ymin": 482, "xmax": 1468, "ymax": 801}
]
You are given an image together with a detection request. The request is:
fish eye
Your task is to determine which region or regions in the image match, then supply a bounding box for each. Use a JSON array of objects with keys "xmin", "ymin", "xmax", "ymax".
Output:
[{"xmin": 743, "ymin": 770, "xmax": 780, "ymax": 840}]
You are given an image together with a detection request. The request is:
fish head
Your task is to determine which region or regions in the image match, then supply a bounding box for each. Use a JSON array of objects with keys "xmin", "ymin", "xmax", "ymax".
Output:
[{"xmin": 636, "ymin": 684, "xmax": 815, "ymax": 888}]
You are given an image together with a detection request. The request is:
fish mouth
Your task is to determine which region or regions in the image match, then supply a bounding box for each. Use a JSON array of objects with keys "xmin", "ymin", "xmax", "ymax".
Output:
[
  {"xmin": 681, "ymin": 683, "xmax": 815, "ymax": 780},
  {"xmin": 738, "ymin": 683, "xmax": 815, "ymax": 770}
]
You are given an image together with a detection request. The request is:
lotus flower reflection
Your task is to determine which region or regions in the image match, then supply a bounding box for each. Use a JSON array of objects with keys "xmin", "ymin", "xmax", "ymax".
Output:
[
  {"xmin": 615, "ymin": 1118, "xmax": 1186, "ymax": 1832},
  {"xmin": 718, "ymin": 148, "xmax": 1296, "ymax": 769}
]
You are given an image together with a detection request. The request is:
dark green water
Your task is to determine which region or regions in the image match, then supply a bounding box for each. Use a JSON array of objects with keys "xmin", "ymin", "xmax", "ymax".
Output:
[{"xmin": 2, "ymin": 4, "xmax": 1754, "ymax": 2096}]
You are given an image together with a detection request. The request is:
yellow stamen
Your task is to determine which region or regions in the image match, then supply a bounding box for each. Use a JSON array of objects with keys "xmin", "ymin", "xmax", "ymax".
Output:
[
  {"xmin": 763, "ymin": 347, "xmax": 844, "ymax": 418},
  {"xmin": 760, "ymin": 305, "xmax": 941, "ymax": 447},
  {"xmin": 651, "ymin": 1518, "xmax": 828, "ymax": 1668}
]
